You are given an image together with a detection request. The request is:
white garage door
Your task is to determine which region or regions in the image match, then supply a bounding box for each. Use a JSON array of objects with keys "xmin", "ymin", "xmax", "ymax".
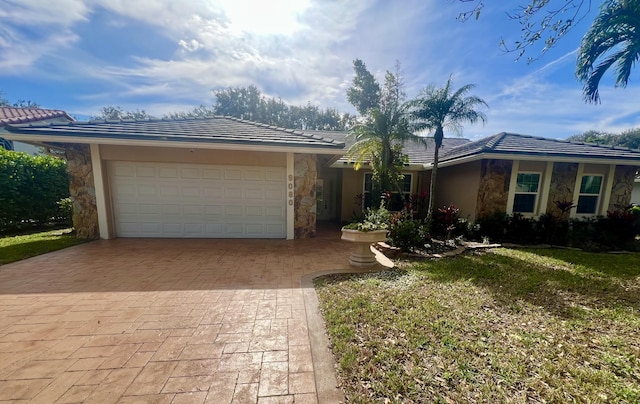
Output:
[{"xmin": 108, "ymin": 161, "xmax": 286, "ymax": 238}]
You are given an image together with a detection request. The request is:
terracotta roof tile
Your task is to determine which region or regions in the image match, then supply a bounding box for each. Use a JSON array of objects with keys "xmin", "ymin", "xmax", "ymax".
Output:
[{"xmin": 0, "ymin": 107, "xmax": 73, "ymax": 126}]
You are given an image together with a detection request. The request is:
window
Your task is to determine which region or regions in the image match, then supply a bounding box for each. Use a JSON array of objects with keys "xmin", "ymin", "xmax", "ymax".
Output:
[
  {"xmin": 363, "ymin": 173, "xmax": 412, "ymax": 210},
  {"xmin": 576, "ymin": 175, "xmax": 602, "ymax": 214},
  {"xmin": 512, "ymin": 173, "xmax": 540, "ymax": 213}
]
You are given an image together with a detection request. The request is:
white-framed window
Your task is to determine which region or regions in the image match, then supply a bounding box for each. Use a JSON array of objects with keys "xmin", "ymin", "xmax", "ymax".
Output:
[
  {"xmin": 512, "ymin": 172, "xmax": 541, "ymax": 214},
  {"xmin": 363, "ymin": 173, "xmax": 412, "ymax": 210},
  {"xmin": 576, "ymin": 175, "xmax": 603, "ymax": 214}
]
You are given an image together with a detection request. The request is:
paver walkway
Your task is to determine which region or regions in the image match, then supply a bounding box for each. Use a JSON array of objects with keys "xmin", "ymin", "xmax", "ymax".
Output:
[{"xmin": 0, "ymin": 230, "xmax": 384, "ymax": 403}]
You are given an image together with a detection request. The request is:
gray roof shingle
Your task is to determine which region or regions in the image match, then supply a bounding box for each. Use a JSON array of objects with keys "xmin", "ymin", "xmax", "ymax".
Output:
[
  {"xmin": 6, "ymin": 116, "xmax": 344, "ymax": 149},
  {"xmin": 305, "ymin": 130, "xmax": 471, "ymax": 166},
  {"xmin": 440, "ymin": 132, "xmax": 640, "ymax": 163}
]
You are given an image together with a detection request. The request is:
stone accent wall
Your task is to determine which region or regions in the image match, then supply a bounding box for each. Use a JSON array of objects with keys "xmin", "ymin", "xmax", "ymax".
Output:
[
  {"xmin": 475, "ymin": 159, "xmax": 512, "ymax": 218},
  {"xmin": 65, "ymin": 145, "xmax": 99, "ymax": 239},
  {"xmin": 546, "ymin": 162, "xmax": 578, "ymax": 217},
  {"xmin": 608, "ymin": 165, "xmax": 636, "ymax": 211},
  {"xmin": 294, "ymin": 154, "xmax": 317, "ymax": 239}
]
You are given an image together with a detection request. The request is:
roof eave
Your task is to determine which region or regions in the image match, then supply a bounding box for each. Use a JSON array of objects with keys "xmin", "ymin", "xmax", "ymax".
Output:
[
  {"xmin": 3, "ymin": 133, "xmax": 346, "ymax": 155},
  {"xmin": 434, "ymin": 151, "xmax": 640, "ymax": 168}
]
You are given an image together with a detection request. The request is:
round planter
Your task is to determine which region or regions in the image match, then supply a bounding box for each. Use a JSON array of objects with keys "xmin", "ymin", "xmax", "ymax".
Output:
[{"xmin": 341, "ymin": 228, "xmax": 388, "ymax": 267}]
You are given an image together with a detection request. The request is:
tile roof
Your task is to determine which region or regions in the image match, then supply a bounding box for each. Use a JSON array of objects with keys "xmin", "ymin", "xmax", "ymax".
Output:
[
  {"xmin": 6, "ymin": 116, "xmax": 344, "ymax": 149},
  {"xmin": 440, "ymin": 132, "xmax": 640, "ymax": 163},
  {"xmin": 305, "ymin": 130, "xmax": 471, "ymax": 166},
  {"xmin": 0, "ymin": 107, "xmax": 73, "ymax": 126}
]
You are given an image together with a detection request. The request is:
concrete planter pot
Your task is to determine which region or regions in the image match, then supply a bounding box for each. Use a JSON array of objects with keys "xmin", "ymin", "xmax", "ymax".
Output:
[{"xmin": 341, "ymin": 228, "xmax": 388, "ymax": 267}]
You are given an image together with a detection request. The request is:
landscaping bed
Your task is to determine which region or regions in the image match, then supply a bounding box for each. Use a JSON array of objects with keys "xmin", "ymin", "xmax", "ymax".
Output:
[{"xmin": 315, "ymin": 248, "xmax": 640, "ymax": 403}]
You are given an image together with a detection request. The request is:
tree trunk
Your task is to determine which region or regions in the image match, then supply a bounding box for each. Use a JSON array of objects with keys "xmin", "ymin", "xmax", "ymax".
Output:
[{"xmin": 427, "ymin": 127, "xmax": 444, "ymax": 221}]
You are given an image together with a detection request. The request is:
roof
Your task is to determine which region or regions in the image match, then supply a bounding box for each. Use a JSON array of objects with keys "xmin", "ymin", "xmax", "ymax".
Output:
[
  {"xmin": 305, "ymin": 130, "xmax": 471, "ymax": 166},
  {"xmin": 0, "ymin": 107, "xmax": 73, "ymax": 126},
  {"xmin": 5, "ymin": 116, "xmax": 344, "ymax": 150},
  {"xmin": 439, "ymin": 132, "xmax": 640, "ymax": 164}
]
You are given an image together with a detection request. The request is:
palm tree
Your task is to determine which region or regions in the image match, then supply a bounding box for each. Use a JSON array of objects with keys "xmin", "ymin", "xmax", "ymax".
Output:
[
  {"xmin": 576, "ymin": 0, "xmax": 640, "ymax": 103},
  {"xmin": 410, "ymin": 77, "xmax": 488, "ymax": 218},
  {"xmin": 347, "ymin": 102, "xmax": 425, "ymax": 208}
]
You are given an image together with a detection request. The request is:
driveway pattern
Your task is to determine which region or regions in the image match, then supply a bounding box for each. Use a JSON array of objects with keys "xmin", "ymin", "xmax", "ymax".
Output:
[{"xmin": 0, "ymin": 232, "xmax": 372, "ymax": 403}]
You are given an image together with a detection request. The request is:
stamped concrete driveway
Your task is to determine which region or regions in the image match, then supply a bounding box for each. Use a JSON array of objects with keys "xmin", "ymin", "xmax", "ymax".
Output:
[{"xmin": 0, "ymin": 230, "xmax": 387, "ymax": 403}]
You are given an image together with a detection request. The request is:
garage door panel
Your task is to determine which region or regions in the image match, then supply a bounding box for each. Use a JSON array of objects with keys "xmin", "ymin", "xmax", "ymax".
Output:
[
  {"xmin": 245, "ymin": 188, "xmax": 263, "ymax": 199},
  {"xmin": 181, "ymin": 168, "xmax": 200, "ymax": 179},
  {"xmin": 265, "ymin": 170, "xmax": 284, "ymax": 182},
  {"xmin": 203, "ymin": 168, "xmax": 222, "ymax": 180},
  {"xmin": 159, "ymin": 185, "xmax": 179, "ymax": 197},
  {"xmin": 109, "ymin": 161, "xmax": 286, "ymax": 238},
  {"xmin": 139, "ymin": 204, "xmax": 163, "ymax": 214},
  {"xmin": 265, "ymin": 189, "xmax": 284, "ymax": 200},
  {"xmin": 225, "ymin": 206, "xmax": 244, "ymax": 216},
  {"xmin": 224, "ymin": 169, "xmax": 243, "ymax": 181},
  {"xmin": 181, "ymin": 186, "xmax": 202, "ymax": 198},
  {"xmin": 136, "ymin": 166, "xmax": 156, "ymax": 177},
  {"xmin": 158, "ymin": 167, "xmax": 178, "ymax": 178}
]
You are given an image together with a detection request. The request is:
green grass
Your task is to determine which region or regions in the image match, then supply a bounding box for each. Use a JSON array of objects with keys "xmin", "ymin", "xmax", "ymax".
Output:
[
  {"xmin": 315, "ymin": 248, "xmax": 640, "ymax": 403},
  {"xmin": 0, "ymin": 228, "xmax": 87, "ymax": 266}
]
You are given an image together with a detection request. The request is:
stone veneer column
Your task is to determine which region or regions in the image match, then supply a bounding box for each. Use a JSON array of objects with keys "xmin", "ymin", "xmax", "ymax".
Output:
[
  {"xmin": 65, "ymin": 145, "xmax": 99, "ymax": 239},
  {"xmin": 294, "ymin": 154, "xmax": 317, "ymax": 239},
  {"xmin": 608, "ymin": 165, "xmax": 636, "ymax": 211},
  {"xmin": 475, "ymin": 159, "xmax": 512, "ymax": 218},
  {"xmin": 545, "ymin": 162, "xmax": 579, "ymax": 217}
]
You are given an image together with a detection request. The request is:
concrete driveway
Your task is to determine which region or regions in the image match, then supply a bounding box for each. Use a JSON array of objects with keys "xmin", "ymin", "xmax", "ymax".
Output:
[{"xmin": 0, "ymin": 230, "xmax": 387, "ymax": 403}]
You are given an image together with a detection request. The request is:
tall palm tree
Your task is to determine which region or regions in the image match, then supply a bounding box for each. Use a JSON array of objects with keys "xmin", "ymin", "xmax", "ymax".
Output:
[
  {"xmin": 410, "ymin": 77, "xmax": 488, "ymax": 218},
  {"xmin": 576, "ymin": 0, "xmax": 640, "ymax": 103},
  {"xmin": 347, "ymin": 102, "xmax": 424, "ymax": 208}
]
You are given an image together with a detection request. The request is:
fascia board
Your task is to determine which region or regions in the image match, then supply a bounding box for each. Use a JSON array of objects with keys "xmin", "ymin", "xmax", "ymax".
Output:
[
  {"xmin": 2, "ymin": 134, "xmax": 346, "ymax": 155},
  {"xmin": 427, "ymin": 152, "xmax": 640, "ymax": 168}
]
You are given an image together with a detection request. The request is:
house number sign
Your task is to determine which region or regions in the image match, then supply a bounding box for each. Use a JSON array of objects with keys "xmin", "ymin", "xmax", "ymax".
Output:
[{"xmin": 287, "ymin": 174, "xmax": 294, "ymax": 206}]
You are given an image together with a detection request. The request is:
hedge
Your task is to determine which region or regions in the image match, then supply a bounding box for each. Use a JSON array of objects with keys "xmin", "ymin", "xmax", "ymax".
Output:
[{"xmin": 0, "ymin": 148, "xmax": 70, "ymax": 232}]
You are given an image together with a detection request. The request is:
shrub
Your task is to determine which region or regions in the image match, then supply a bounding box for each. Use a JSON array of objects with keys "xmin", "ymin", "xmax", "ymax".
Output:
[
  {"xmin": 432, "ymin": 204, "xmax": 461, "ymax": 239},
  {"xmin": 505, "ymin": 213, "xmax": 537, "ymax": 244},
  {"xmin": 0, "ymin": 149, "xmax": 69, "ymax": 232},
  {"xmin": 475, "ymin": 210, "xmax": 509, "ymax": 242},
  {"xmin": 388, "ymin": 210, "xmax": 429, "ymax": 251}
]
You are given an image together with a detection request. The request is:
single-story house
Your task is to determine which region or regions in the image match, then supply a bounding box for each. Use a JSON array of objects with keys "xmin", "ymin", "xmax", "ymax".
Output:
[
  {"xmin": 5, "ymin": 116, "xmax": 640, "ymax": 239},
  {"xmin": 0, "ymin": 107, "xmax": 74, "ymax": 153}
]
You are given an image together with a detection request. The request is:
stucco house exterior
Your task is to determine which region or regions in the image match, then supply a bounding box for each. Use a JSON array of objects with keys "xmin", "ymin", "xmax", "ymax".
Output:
[
  {"xmin": 0, "ymin": 107, "xmax": 74, "ymax": 154},
  {"xmin": 5, "ymin": 116, "xmax": 640, "ymax": 240}
]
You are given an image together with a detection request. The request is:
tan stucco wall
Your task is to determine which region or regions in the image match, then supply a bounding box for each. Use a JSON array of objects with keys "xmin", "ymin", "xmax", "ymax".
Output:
[
  {"xmin": 341, "ymin": 169, "xmax": 365, "ymax": 222},
  {"xmin": 100, "ymin": 145, "xmax": 286, "ymax": 167},
  {"xmin": 434, "ymin": 160, "xmax": 482, "ymax": 221}
]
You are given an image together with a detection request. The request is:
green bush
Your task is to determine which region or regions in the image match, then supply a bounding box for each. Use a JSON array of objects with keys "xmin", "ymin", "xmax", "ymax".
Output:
[
  {"xmin": 475, "ymin": 210, "xmax": 509, "ymax": 242},
  {"xmin": 0, "ymin": 149, "xmax": 69, "ymax": 232},
  {"xmin": 388, "ymin": 210, "xmax": 429, "ymax": 251}
]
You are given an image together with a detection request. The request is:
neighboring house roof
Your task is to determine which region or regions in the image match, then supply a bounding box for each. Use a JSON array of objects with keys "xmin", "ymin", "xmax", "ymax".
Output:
[
  {"xmin": 307, "ymin": 130, "xmax": 471, "ymax": 167},
  {"xmin": 5, "ymin": 116, "xmax": 345, "ymax": 151},
  {"xmin": 1, "ymin": 107, "xmax": 75, "ymax": 151},
  {"xmin": 439, "ymin": 132, "xmax": 640, "ymax": 165},
  {"xmin": 0, "ymin": 107, "xmax": 74, "ymax": 126}
]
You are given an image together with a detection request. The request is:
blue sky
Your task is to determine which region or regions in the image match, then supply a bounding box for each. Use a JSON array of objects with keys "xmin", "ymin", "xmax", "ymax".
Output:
[{"xmin": 0, "ymin": 0, "xmax": 638, "ymax": 140}]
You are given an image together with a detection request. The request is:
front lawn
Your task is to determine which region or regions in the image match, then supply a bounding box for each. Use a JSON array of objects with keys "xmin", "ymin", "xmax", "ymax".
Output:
[
  {"xmin": 315, "ymin": 249, "xmax": 640, "ymax": 403},
  {"xmin": 0, "ymin": 228, "xmax": 87, "ymax": 266}
]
